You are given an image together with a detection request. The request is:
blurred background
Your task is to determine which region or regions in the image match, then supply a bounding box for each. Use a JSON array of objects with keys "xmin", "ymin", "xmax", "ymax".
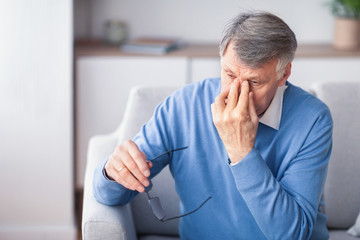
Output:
[{"xmin": 1, "ymin": 0, "xmax": 359, "ymax": 239}]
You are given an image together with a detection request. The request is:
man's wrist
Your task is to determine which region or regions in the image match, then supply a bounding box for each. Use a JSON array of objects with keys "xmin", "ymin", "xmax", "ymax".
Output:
[
  {"xmin": 229, "ymin": 158, "xmax": 241, "ymax": 166},
  {"xmin": 228, "ymin": 148, "xmax": 253, "ymax": 164},
  {"xmin": 103, "ymin": 168, "xmax": 115, "ymax": 181},
  {"xmin": 102, "ymin": 158, "xmax": 116, "ymax": 182}
]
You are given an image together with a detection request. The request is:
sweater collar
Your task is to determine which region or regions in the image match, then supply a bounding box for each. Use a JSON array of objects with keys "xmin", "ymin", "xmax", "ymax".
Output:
[{"xmin": 259, "ymin": 85, "xmax": 287, "ymax": 130}]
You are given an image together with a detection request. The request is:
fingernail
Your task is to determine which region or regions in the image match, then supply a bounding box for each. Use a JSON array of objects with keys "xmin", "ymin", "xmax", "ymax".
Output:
[
  {"xmin": 144, "ymin": 170, "xmax": 150, "ymax": 177},
  {"xmin": 137, "ymin": 186, "xmax": 144, "ymax": 192},
  {"xmin": 143, "ymin": 179, "xmax": 149, "ymax": 186}
]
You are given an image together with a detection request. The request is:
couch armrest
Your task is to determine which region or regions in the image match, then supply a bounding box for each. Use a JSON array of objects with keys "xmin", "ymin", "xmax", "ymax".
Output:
[{"xmin": 82, "ymin": 132, "xmax": 137, "ymax": 240}]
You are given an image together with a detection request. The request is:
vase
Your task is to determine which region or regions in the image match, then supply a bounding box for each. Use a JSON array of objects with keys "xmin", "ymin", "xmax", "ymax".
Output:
[
  {"xmin": 334, "ymin": 18, "xmax": 360, "ymax": 50},
  {"xmin": 104, "ymin": 20, "xmax": 127, "ymax": 45}
]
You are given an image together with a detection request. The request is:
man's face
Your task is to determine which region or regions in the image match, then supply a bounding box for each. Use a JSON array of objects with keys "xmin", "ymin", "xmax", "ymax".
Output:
[{"xmin": 220, "ymin": 43, "xmax": 290, "ymax": 116}]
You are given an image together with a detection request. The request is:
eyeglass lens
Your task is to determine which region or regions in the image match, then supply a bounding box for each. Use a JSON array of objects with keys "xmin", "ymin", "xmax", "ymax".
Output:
[{"xmin": 148, "ymin": 195, "xmax": 166, "ymax": 220}]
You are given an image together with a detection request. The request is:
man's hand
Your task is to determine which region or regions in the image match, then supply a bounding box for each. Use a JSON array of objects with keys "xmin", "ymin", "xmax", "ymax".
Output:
[
  {"xmin": 211, "ymin": 80, "xmax": 259, "ymax": 164},
  {"xmin": 104, "ymin": 140, "xmax": 152, "ymax": 192}
]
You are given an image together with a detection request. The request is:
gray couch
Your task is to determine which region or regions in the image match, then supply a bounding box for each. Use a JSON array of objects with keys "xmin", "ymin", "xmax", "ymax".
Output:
[{"xmin": 82, "ymin": 82, "xmax": 360, "ymax": 240}]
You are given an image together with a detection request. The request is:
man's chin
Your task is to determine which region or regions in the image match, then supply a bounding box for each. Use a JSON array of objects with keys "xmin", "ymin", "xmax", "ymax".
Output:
[{"xmin": 257, "ymin": 109, "xmax": 264, "ymax": 117}]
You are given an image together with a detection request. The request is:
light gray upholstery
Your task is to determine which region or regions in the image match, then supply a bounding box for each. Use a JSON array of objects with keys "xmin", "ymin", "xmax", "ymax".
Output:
[
  {"xmin": 82, "ymin": 86, "xmax": 180, "ymax": 240},
  {"xmin": 82, "ymin": 132, "xmax": 137, "ymax": 240},
  {"xmin": 82, "ymin": 82, "xmax": 360, "ymax": 239},
  {"xmin": 138, "ymin": 236, "xmax": 179, "ymax": 240},
  {"xmin": 329, "ymin": 231, "xmax": 359, "ymax": 240},
  {"xmin": 131, "ymin": 165, "xmax": 180, "ymax": 236},
  {"xmin": 310, "ymin": 82, "xmax": 360, "ymax": 239},
  {"xmin": 348, "ymin": 212, "xmax": 360, "ymax": 237}
]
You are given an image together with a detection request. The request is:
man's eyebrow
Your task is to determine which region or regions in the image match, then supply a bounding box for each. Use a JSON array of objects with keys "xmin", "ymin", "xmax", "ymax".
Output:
[
  {"xmin": 247, "ymin": 76, "xmax": 261, "ymax": 80},
  {"xmin": 223, "ymin": 65, "xmax": 263, "ymax": 81},
  {"xmin": 224, "ymin": 67, "xmax": 235, "ymax": 74}
]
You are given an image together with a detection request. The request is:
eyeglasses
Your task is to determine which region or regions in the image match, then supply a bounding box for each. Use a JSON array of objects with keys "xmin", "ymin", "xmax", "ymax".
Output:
[{"xmin": 145, "ymin": 147, "xmax": 212, "ymax": 222}]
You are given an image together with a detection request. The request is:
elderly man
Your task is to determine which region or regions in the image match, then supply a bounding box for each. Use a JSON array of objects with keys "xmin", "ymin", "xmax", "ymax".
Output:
[{"xmin": 93, "ymin": 12, "xmax": 332, "ymax": 239}]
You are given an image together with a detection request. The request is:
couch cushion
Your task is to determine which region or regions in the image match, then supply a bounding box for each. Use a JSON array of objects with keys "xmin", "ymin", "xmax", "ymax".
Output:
[
  {"xmin": 131, "ymin": 165, "xmax": 180, "ymax": 236},
  {"xmin": 348, "ymin": 211, "xmax": 360, "ymax": 237},
  {"xmin": 139, "ymin": 235, "xmax": 180, "ymax": 240},
  {"xmin": 83, "ymin": 221, "xmax": 126, "ymax": 240},
  {"xmin": 115, "ymin": 86, "xmax": 181, "ymax": 236},
  {"xmin": 116, "ymin": 85, "xmax": 179, "ymax": 146},
  {"xmin": 329, "ymin": 230, "xmax": 360, "ymax": 240},
  {"xmin": 310, "ymin": 82, "xmax": 360, "ymax": 228}
]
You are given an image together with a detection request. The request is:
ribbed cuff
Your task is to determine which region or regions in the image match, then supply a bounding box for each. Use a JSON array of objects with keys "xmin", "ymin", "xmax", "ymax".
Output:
[{"xmin": 229, "ymin": 148, "xmax": 271, "ymax": 193}]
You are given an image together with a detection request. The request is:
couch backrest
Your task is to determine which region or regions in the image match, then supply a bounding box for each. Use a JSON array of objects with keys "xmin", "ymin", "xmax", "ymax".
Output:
[
  {"xmin": 120, "ymin": 83, "xmax": 360, "ymax": 234},
  {"xmin": 116, "ymin": 85, "xmax": 181, "ymax": 236},
  {"xmin": 310, "ymin": 82, "xmax": 360, "ymax": 229}
]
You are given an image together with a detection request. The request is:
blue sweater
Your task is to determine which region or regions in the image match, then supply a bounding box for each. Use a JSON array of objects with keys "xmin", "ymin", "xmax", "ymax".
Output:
[{"xmin": 94, "ymin": 78, "xmax": 333, "ymax": 240}]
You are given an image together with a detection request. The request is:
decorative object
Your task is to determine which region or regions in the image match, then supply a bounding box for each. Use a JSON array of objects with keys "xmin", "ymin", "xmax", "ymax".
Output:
[
  {"xmin": 328, "ymin": 0, "xmax": 360, "ymax": 50},
  {"xmin": 104, "ymin": 20, "xmax": 127, "ymax": 45}
]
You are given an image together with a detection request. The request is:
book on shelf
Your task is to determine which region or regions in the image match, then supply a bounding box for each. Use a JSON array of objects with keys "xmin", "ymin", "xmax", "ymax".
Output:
[{"xmin": 121, "ymin": 37, "xmax": 185, "ymax": 54}]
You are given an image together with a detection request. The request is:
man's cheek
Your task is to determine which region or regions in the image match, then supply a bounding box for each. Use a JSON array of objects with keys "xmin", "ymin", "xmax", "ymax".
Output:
[{"xmin": 252, "ymin": 97, "xmax": 260, "ymax": 111}]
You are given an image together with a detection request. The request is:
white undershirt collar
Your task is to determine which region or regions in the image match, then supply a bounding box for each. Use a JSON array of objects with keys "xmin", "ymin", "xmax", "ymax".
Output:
[{"xmin": 258, "ymin": 85, "xmax": 288, "ymax": 130}]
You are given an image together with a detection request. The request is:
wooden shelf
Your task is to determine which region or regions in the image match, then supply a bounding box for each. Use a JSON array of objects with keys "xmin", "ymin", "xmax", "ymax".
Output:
[
  {"xmin": 74, "ymin": 41, "xmax": 219, "ymax": 58},
  {"xmin": 295, "ymin": 44, "xmax": 360, "ymax": 58},
  {"xmin": 75, "ymin": 41, "xmax": 360, "ymax": 58}
]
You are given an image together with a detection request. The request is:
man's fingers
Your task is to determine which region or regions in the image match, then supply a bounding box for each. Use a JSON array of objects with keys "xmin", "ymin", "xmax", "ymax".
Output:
[
  {"xmin": 141, "ymin": 151, "xmax": 147, "ymax": 160},
  {"xmin": 104, "ymin": 163, "xmax": 137, "ymax": 191},
  {"xmin": 115, "ymin": 166, "xmax": 144, "ymax": 192},
  {"xmin": 214, "ymin": 88, "xmax": 230, "ymax": 111},
  {"xmin": 106, "ymin": 140, "xmax": 151, "ymax": 192},
  {"xmin": 127, "ymin": 141, "xmax": 150, "ymax": 177},
  {"xmin": 249, "ymin": 92, "xmax": 258, "ymax": 123},
  {"xmin": 227, "ymin": 79, "xmax": 240, "ymax": 109},
  {"xmin": 218, "ymin": 88, "xmax": 230, "ymax": 100},
  {"xmin": 113, "ymin": 170, "xmax": 135, "ymax": 191},
  {"xmin": 211, "ymin": 103, "xmax": 217, "ymax": 119},
  {"xmin": 237, "ymin": 80, "xmax": 250, "ymax": 111},
  {"xmin": 105, "ymin": 140, "xmax": 154, "ymax": 193},
  {"xmin": 120, "ymin": 150, "xmax": 149, "ymax": 189},
  {"xmin": 147, "ymin": 161, "xmax": 153, "ymax": 168}
]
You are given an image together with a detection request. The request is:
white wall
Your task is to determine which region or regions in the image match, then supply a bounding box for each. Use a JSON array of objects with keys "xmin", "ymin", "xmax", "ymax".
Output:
[
  {"xmin": 0, "ymin": 0, "xmax": 76, "ymax": 239},
  {"xmin": 75, "ymin": 0, "xmax": 333, "ymax": 44},
  {"xmin": 291, "ymin": 58, "xmax": 360, "ymax": 90}
]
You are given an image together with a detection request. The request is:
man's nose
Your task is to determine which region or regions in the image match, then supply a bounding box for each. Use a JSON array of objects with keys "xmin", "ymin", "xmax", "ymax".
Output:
[{"xmin": 236, "ymin": 79, "xmax": 244, "ymax": 93}]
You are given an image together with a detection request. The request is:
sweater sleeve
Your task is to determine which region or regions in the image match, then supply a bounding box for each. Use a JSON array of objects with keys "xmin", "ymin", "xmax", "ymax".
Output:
[{"xmin": 230, "ymin": 117, "xmax": 332, "ymax": 240}]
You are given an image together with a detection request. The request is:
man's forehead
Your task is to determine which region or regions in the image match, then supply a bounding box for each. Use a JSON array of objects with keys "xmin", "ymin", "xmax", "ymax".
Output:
[
  {"xmin": 222, "ymin": 55, "xmax": 278, "ymax": 70},
  {"xmin": 223, "ymin": 61, "xmax": 279, "ymax": 83},
  {"xmin": 221, "ymin": 45, "xmax": 279, "ymax": 69},
  {"xmin": 223, "ymin": 62, "xmax": 263, "ymax": 77}
]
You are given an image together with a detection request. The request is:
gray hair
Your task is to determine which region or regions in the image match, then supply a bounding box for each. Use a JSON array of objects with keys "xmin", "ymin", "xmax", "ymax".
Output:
[{"xmin": 219, "ymin": 12, "xmax": 297, "ymax": 79}]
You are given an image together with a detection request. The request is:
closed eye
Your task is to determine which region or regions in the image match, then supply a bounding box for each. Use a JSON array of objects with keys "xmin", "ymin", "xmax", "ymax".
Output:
[
  {"xmin": 227, "ymin": 73, "xmax": 236, "ymax": 79},
  {"xmin": 248, "ymin": 80, "xmax": 260, "ymax": 85}
]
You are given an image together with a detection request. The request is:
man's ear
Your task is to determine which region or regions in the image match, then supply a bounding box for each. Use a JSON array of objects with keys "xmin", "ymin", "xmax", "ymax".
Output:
[{"xmin": 278, "ymin": 62, "xmax": 292, "ymax": 87}]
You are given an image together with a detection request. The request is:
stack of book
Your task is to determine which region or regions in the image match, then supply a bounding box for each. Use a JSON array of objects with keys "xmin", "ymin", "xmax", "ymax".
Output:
[{"xmin": 121, "ymin": 37, "xmax": 184, "ymax": 54}]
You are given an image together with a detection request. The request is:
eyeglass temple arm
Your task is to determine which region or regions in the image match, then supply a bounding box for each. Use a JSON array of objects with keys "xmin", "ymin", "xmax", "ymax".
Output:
[
  {"xmin": 145, "ymin": 190, "xmax": 151, "ymax": 199},
  {"xmin": 160, "ymin": 196, "xmax": 212, "ymax": 222},
  {"xmin": 148, "ymin": 146, "xmax": 188, "ymax": 162}
]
